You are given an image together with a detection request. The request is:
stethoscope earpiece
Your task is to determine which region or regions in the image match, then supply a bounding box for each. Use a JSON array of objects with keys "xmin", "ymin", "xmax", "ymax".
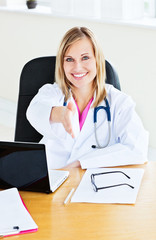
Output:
[{"xmin": 91, "ymin": 145, "xmax": 96, "ymax": 149}]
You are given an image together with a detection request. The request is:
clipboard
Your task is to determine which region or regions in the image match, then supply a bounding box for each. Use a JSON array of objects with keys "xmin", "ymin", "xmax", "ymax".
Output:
[{"xmin": 0, "ymin": 188, "xmax": 38, "ymax": 237}]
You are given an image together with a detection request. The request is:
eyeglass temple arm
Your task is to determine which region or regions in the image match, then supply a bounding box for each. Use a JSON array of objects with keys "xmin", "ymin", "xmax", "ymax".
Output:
[
  {"xmin": 91, "ymin": 171, "xmax": 131, "ymax": 179},
  {"xmin": 98, "ymin": 183, "xmax": 134, "ymax": 190}
]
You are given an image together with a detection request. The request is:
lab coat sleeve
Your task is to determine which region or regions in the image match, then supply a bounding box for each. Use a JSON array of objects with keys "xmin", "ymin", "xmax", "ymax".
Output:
[
  {"xmin": 79, "ymin": 97, "xmax": 149, "ymax": 169},
  {"xmin": 26, "ymin": 83, "xmax": 66, "ymax": 139}
]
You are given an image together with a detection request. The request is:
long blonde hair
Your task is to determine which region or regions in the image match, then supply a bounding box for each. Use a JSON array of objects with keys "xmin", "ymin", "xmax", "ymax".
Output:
[{"xmin": 55, "ymin": 27, "xmax": 106, "ymax": 107}]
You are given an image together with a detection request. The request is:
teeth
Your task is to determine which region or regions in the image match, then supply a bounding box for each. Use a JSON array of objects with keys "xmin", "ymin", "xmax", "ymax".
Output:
[{"xmin": 73, "ymin": 73, "xmax": 86, "ymax": 78}]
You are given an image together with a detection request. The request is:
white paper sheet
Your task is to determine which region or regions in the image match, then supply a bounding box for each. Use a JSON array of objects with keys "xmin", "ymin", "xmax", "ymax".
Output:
[
  {"xmin": 0, "ymin": 188, "xmax": 38, "ymax": 236},
  {"xmin": 71, "ymin": 168, "xmax": 144, "ymax": 204}
]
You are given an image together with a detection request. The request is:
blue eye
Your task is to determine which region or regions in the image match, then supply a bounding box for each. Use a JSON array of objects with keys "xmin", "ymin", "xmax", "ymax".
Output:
[
  {"xmin": 66, "ymin": 58, "xmax": 73, "ymax": 62},
  {"xmin": 82, "ymin": 56, "xmax": 89, "ymax": 60}
]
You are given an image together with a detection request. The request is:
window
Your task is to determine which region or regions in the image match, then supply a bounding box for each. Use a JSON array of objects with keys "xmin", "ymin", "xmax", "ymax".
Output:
[
  {"xmin": 37, "ymin": 0, "xmax": 51, "ymax": 7},
  {"xmin": 144, "ymin": 0, "xmax": 156, "ymax": 17},
  {"xmin": 37, "ymin": 0, "xmax": 156, "ymax": 19}
]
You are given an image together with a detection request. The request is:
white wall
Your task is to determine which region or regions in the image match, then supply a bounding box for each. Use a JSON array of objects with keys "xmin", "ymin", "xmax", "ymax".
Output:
[{"xmin": 0, "ymin": 11, "xmax": 156, "ymax": 148}]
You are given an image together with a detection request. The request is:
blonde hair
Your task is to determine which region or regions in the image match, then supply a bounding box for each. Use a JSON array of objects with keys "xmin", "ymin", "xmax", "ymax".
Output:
[{"xmin": 55, "ymin": 27, "xmax": 106, "ymax": 107}]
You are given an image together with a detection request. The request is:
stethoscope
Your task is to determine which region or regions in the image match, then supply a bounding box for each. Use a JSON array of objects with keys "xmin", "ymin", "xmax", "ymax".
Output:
[{"xmin": 63, "ymin": 97, "xmax": 111, "ymax": 149}]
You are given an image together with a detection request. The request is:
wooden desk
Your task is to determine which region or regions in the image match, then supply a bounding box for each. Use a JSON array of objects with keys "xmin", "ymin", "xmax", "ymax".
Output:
[{"xmin": 6, "ymin": 162, "xmax": 156, "ymax": 240}]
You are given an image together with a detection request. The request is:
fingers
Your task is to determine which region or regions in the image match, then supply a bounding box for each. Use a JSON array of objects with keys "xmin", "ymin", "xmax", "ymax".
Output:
[
  {"xmin": 67, "ymin": 101, "xmax": 76, "ymax": 114},
  {"xmin": 63, "ymin": 101, "xmax": 76, "ymax": 138},
  {"xmin": 64, "ymin": 122, "xmax": 75, "ymax": 138},
  {"xmin": 68, "ymin": 127, "xmax": 75, "ymax": 139}
]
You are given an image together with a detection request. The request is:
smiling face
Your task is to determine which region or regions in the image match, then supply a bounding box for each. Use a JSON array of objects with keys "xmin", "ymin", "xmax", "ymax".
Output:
[{"xmin": 63, "ymin": 37, "xmax": 97, "ymax": 93}]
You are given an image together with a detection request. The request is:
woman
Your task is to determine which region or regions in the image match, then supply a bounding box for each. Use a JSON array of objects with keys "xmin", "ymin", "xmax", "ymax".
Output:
[{"xmin": 27, "ymin": 27, "xmax": 148, "ymax": 169}]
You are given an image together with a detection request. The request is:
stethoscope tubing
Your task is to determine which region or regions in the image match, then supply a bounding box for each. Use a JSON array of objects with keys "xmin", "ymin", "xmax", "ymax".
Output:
[
  {"xmin": 92, "ymin": 98, "xmax": 111, "ymax": 149},
  {"xmin": 92, "ymin": 121, "xmax": 111, "ymax": 149}
]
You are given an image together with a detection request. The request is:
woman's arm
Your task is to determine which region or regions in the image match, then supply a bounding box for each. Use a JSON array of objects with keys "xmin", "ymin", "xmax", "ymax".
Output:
[
  {"xmin": 26, "ymin": 83, "xmax": 63, "ymax": 137},
  {"xmin": 27, "ymin": 83, "xmax": 76, "ymax": 139}
]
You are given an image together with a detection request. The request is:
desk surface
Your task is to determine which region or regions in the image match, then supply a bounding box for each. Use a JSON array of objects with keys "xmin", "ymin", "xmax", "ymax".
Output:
[{"xmin": 5, "ymin": 162, "xmax": 156, "ymax": 240}]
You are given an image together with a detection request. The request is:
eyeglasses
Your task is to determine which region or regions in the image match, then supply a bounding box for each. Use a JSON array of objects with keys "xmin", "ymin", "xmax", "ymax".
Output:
[{"xmin": 91, "ymin": 171, "xmax": 134, "ymax": 192}]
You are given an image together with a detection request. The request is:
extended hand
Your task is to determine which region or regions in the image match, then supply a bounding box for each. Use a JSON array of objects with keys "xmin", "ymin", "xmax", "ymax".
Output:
[
  {"xmin": 50, "ymin": 101, "xmax": 76, "ymax": 138},
  {"xmin": 62, "ymin": 101, "xmax": 76, "ymax": 138}
]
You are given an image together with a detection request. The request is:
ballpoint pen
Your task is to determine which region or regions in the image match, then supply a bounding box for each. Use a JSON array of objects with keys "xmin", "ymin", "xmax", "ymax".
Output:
[
  {"xmin": 64, "ymin": 188, "xmax": 75, "ymax": 204},
  {"xmin": 0, "ymin": 226, "xmax": 20, "ymax": 237}
]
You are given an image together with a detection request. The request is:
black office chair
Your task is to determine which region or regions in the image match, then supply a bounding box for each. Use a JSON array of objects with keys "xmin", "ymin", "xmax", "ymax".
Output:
[{"xmin": 14, "ymin": 56, "xmax": 120, "ymax": 143}]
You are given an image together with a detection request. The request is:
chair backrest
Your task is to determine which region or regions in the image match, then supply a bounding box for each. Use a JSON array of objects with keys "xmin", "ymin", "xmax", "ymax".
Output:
[{"xmin": 14, "ymin": 56, "xmax": 121, "ymax": 143}]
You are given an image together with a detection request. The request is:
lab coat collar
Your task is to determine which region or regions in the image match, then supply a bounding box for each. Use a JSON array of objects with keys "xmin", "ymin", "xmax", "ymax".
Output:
[
  {"xmin": 89, "ymin": 90, "xmax": 106, "ymax": 108},
  {"xmin": 68, "ymin": 88, "xmax": 96, "ymax": 107}
]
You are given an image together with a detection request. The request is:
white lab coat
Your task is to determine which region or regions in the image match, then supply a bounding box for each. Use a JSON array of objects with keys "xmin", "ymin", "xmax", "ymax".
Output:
[{"xmin": 26, "ymin": 83, "xmax": 149, "ymax": 169}]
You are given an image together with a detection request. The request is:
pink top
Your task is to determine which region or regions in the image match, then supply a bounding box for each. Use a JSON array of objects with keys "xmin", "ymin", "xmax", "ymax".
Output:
[{"xmin": 74, "ymin": 97, "xmax": 93, "ymax": 130}]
